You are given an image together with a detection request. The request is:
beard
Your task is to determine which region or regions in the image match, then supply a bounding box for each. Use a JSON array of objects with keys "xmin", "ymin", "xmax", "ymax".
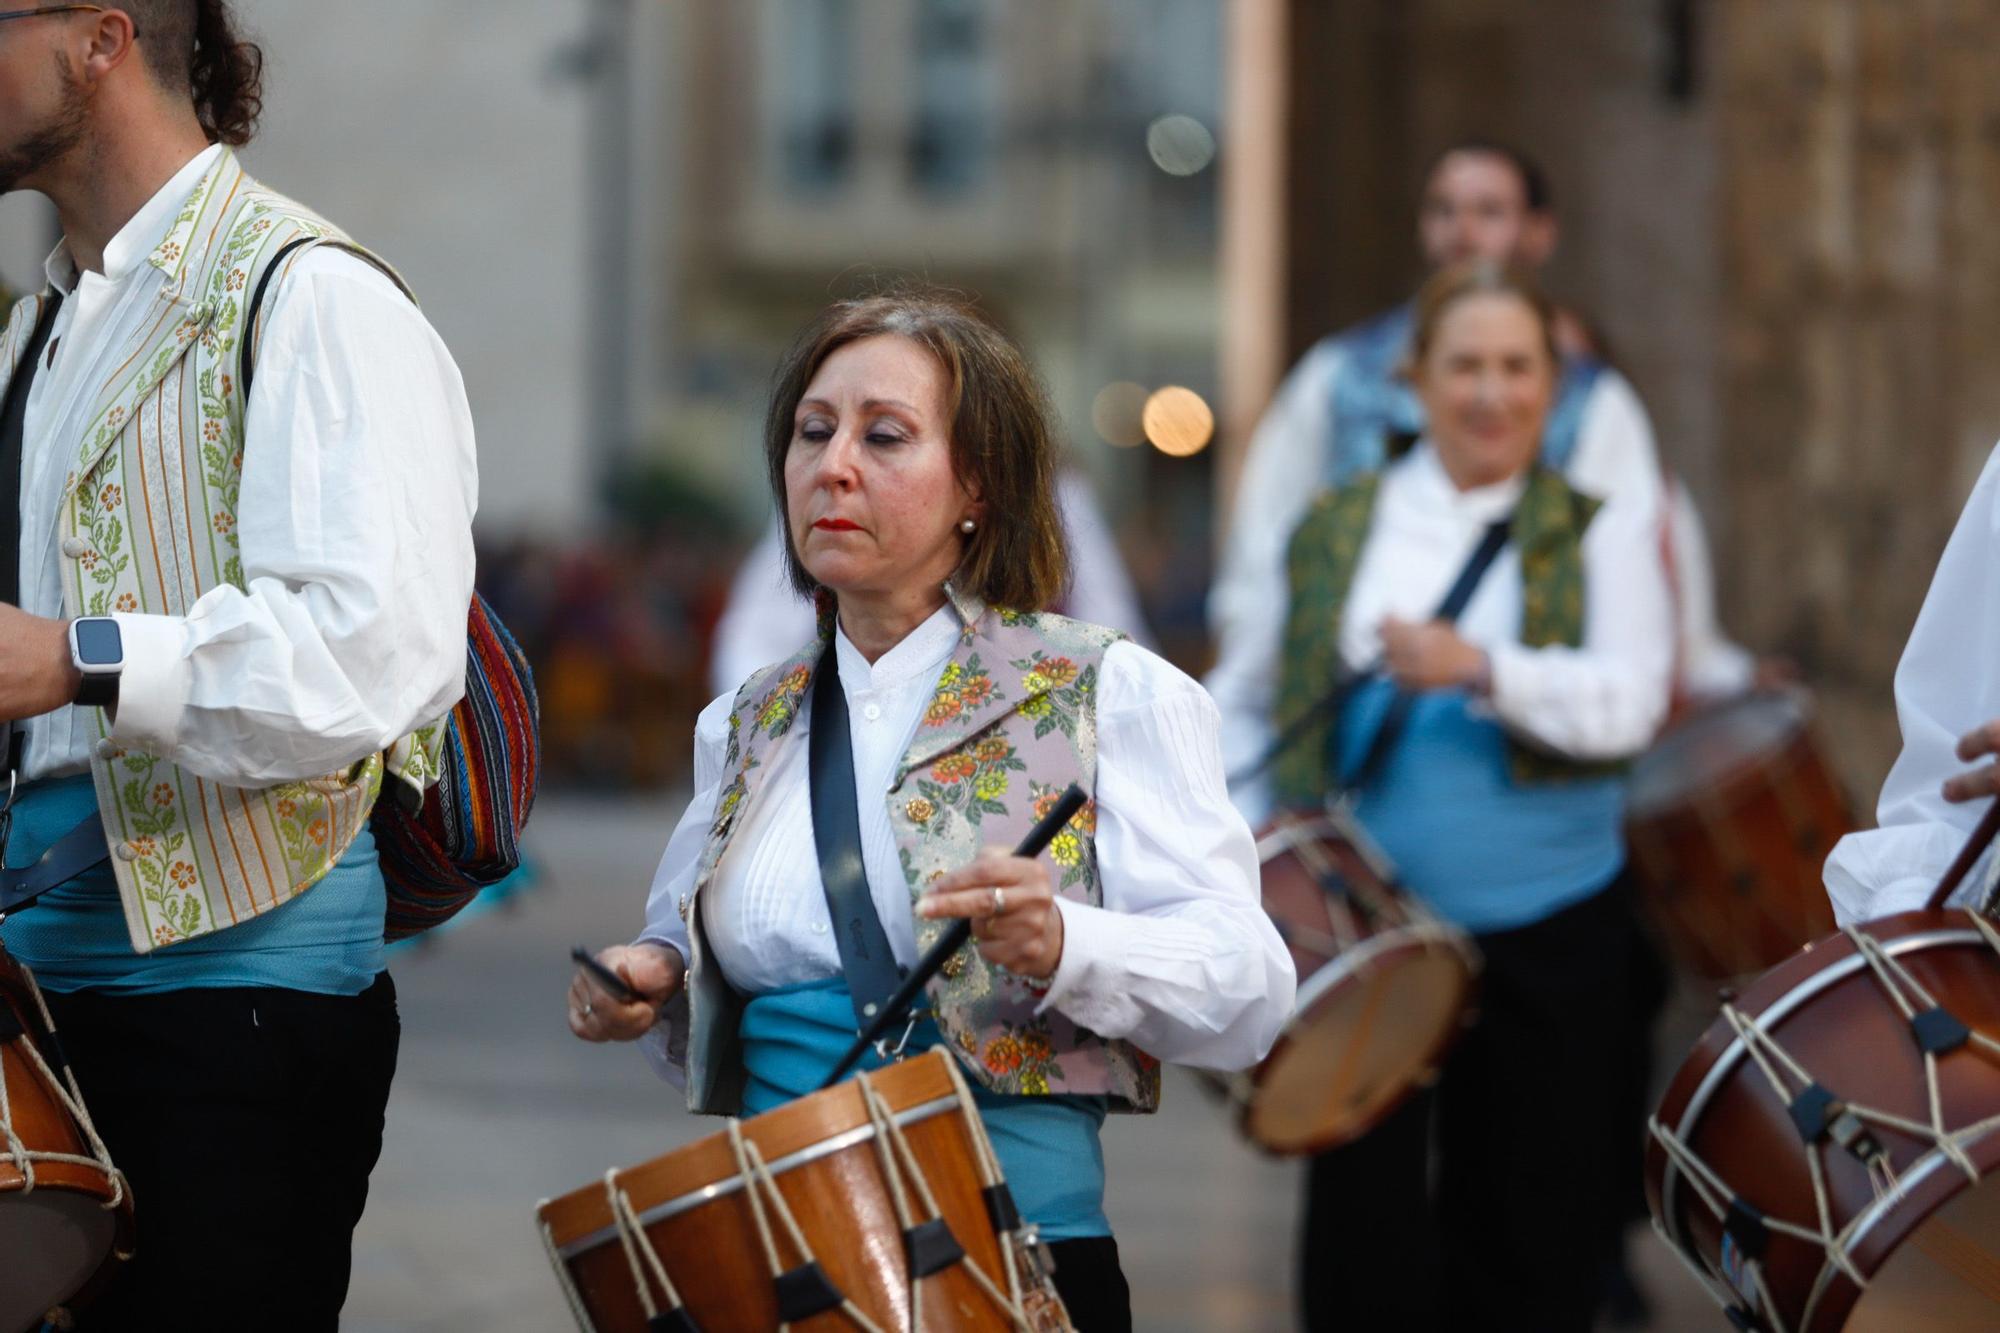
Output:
[{"xmin": 0, "ymin": 56, "xmax": 89, "ymax": 197}]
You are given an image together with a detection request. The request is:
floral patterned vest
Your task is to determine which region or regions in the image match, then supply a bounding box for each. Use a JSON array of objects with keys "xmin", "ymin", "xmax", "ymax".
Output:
[
  {"xmin": 1273, "ymin": 463, "xmax": 1620, "ymax": 807},
  {"xmin": 674, "ymin": 586, "xmax": 1163, "ymax": 1115},
  {"xmin": 0, "ymin": 150, "xmax": 444, "ymax": 953}
]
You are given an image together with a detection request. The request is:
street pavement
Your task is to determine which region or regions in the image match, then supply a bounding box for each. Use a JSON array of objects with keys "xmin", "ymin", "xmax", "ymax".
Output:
[{"xmin": 343, "ymin": 793, "xmax": 1719, "ymax": 1331}]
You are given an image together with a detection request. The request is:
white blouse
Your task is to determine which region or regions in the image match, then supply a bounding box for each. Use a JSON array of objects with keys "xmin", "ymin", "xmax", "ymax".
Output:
[
  {"xmin": 20, "ymin": 144, "xmax": 478, "ymax": 785},
  {"xmin": 636, "ymin": 605, "xmax": 1295, "ymax": 1074},
  {"xmin": 1825, "ymin": 444, "xmax": 2000, "ymax": 923},
  {"xmin": 1207, "ymin": 442, "xmax": 1676, "ymax": 825}
]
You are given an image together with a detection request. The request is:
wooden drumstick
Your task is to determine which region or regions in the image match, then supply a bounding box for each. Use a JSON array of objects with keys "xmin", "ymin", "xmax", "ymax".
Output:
[
  {"xmin": 1925, "ymin": 798, "xmax": 2000, "ymax": 911},
  {"xmin": 819, "ymin": 784, "xmax": 1088, "ymax": 1090}
]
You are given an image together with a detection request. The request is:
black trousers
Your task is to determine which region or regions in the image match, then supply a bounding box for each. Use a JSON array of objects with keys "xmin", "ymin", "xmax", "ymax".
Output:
[
  {"xmin": 1047, "ymin": 1235, "xmax": 1132, "ymax": 1332},
  {"xmin": 1298, "ymin": 879, "xmax": 1653, "ymax": 1333},
  {"xmin": 44, "ymin": 972, "xmax": 400, "ymax": 1332}
]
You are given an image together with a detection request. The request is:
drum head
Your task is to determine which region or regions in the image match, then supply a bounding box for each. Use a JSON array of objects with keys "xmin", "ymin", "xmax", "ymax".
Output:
[
  {"xmin": 1246, "ymin": 931, "xmax": 1472, "ymax": 1155},
  {"xmin": 1845, "ymin": 1174, "xmax": 2000, "ymax": 1331},
  {"xmin": 0, "ymin": 1187, "xmax": 117, "ymax": 1333},
  {"xmin": 1627, "ymin": 692, "xmax": 1808, "ymax": 819}
]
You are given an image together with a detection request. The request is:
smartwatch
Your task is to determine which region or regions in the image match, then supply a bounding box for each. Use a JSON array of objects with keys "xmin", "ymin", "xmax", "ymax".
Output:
[{"xmin": 68, "ymin": 617, "xmax": 123, "ymax": 710}]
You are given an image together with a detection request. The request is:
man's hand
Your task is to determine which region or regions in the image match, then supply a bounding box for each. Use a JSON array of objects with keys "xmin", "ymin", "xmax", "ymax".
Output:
[
  {"xmin": 1379, "ymin": 616, "xmax": 1488, "ymax": 692},
  {"xmin": 0, "ymin": 607, "xmax": 80, "ymax": 722},
  {"xmin": 1944, "ymin": 720, "xmax": 2000, "ymax": 803},
  {"xmin": 567, "ymin": 942, "xmax": 684, "ymax": 1043},
  {"xmin": 920, "ymin": 847, "xmax": 1066, "ymax": 981}
]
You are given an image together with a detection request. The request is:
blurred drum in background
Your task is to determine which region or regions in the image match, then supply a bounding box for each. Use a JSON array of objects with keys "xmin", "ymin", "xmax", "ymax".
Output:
[
  {"xmin": 1211, "ymin": 807, "xmax": 1477, "ymax": 1155},
  {"xmin": 0, "ymin": 950, "xmax": 131, "ymax": 1333},
  {"xmin": 536, "ymin": 1050, "xmax": 1071, "ymax": 1332},
  {"xmin": 1625, "ymin": 690, "xmax": 1853, "ymax": 977},
  {"xmin": 1647, "ymin": 908, "xmax": 2000, "ymax": 1331}
]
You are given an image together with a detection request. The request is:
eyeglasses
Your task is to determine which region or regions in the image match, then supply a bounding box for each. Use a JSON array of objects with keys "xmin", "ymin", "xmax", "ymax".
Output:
[{"xmin": 0, "ymin": 5, "xmax": 108, "ymax": 28}]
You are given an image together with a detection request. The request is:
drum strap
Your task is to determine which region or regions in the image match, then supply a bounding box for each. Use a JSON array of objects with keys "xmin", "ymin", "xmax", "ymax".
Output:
[
  {"xmin": 809, "ymin": 644, "xmax": 907, "ymax": 1032},
  {"xmin": 1341, "ymin": 515, "xmax": 1513, "ymax": 792}
]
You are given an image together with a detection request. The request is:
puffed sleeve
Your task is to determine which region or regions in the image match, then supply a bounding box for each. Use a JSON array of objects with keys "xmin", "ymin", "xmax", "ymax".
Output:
[
  {"xmin": 1035, "ymin": 642, "xmax": 1296, "ymax": 1069},
  {"xmin": 634, "ymin": 691, "xmax": 734, "ymax": 1082},
  {"xmin": 1825, "ymin": 445, "xmax": 2000, "ymax": 923}
]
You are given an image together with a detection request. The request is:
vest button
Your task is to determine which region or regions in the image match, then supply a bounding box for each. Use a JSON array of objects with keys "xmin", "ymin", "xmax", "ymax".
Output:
[
  {"xmin": 61, "ymin": 537, "xmax": 90, "ymax": 559},
  {"xmin": 114, "ymin": 842, "xmax": 140, "ymax": 862},
  {"xmin": 92, "ymin": 739, "xmax": 118, "ymax": 760}
]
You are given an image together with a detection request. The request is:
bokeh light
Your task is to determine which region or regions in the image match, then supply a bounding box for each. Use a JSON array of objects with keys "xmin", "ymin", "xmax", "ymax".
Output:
[
  {"xmin": 1142, "ymin": 386, "xmax": 1215, "ymax": 457},
  {"xmin": 1146, "ymin": 114, "xmax": 1217, "ymax": 176},
  {"xmin": 1091, "ymin": 381, "xmax": 1151, "ymax": 447}
]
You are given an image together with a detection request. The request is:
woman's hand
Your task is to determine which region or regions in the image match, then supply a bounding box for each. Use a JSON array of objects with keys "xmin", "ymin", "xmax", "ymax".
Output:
[
  {"xmin": 567, "ymin": 942, "xmax": 685, "ymax": 1043},
  {"xmin": 919, "ymin": 847, "xmax": 1067, "ymax": 981},
  {"xmin": 1944, "ymin": 720, "xmax": 2000, "ymax": 803},
  {"xmin": 1380, "ymin": 616, "xmax": 1489, "ymax": 692}
]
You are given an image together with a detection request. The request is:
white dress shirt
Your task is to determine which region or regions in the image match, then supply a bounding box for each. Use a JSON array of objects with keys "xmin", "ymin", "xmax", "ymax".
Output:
[
  {"xmin": 1209, "ymin": 442, "xmax": 1675, "ymax": 825},
  {"xmin": 19, "ymin": 145, "xmax": 479, "ymax": 786},
  {"xmin": 1824, "ymin": 443, "xmax": 2000, "ymax": 923},
  {"xmin": 640, "ymin": 605, "xmax": 1295, "ymax": 1075},
  {"xmin": 708, "ymin": 472, "xmax": 1156, "ymax": 695},
  {"xmin": 1668, "ymin": 475, "xmax": 1757, "ymax": 700}
]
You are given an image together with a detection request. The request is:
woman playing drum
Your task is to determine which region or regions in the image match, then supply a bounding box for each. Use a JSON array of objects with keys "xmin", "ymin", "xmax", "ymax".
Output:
[
  {"xmin": 1211, "ymin": 261, "xmax": 1675, "ymax": 1330},
  {"xmin": 566, "ymin": 290, "xmax": 1294, "ymax": 1331}
]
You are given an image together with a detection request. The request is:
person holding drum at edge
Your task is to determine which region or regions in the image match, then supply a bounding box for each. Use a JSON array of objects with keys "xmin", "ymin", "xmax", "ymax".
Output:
[
  {"xmin": 568, "ymin": 289, "xmax": 1295, "ymax": 1332},
  {"xmin": 1825, "ymin": 441, "xmax": 2000, "ymax": 921},
  {"xmin": 1212, "ymin": 262, "xmax": 1674, "ymax": 1331}
]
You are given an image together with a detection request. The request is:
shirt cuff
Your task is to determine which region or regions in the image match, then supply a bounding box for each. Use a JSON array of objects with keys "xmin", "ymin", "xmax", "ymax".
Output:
[
  {"xmin": 1483, "ymin": 641, "xmax": 1542, "ymax": 730},
  {"xmin": 1034, "ymin": 895, "xmax": 1116, "ymax": 1019},
  {"xmin": 106, "ymin": 613, "xmax": 192, "ymax": 755}
]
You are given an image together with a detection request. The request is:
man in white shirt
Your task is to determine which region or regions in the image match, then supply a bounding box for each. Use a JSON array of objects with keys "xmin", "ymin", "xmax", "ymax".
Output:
[
  {"xmin": 1825, "ymin": 445, "xmax": 2000, "ymax": 924},
  {"xmin": 0, "ymin": 6, "xmax": 475, "ymax": 1327}
]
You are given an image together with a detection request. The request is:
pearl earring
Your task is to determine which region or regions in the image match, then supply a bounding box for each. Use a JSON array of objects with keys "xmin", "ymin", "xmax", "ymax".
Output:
[{"xmin": 959, "ymin": 518, "xmax": 976, "ymax": 534}]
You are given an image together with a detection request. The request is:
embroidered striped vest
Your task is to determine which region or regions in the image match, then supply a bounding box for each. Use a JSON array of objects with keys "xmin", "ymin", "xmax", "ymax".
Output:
[
  {"xmin": 675, "ymin": 587, "xmax": 1163, "ymax": 1115},
  {"xmin": 0, "ymin": 151, "xmax": 444, "ymax": 954}
]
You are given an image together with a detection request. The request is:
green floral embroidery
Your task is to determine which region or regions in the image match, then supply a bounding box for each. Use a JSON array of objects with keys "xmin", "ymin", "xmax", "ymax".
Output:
[
  {"xmin": 116, "ymin": 752, "xmax": 202, "ymax": 946},
  {"xmin": 914, "ymin": 728, "xmax": 1024, "ymax": 830},
  {"xmin": 754, "ymin": 665, "xmax": 810, "ymax": 736}
]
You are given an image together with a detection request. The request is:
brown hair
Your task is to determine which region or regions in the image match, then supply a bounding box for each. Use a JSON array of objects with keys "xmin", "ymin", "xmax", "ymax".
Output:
[
  {"xmin": 126, "ymin": 0, "xmax": 264, "ymax": 146},
  {"xmin": 763, "ymin": 290, "xmax": 1069, "ymax": 612},
  {"xmin": 1406, "ymin": 259, "xmax": 1560, "ymax": 374}
]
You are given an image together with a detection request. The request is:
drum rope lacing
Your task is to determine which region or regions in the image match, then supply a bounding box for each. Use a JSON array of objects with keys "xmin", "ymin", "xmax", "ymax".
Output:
[
  {"xmin": 856, "ymin": 1069, "xmax": 1035, "ymax": 1330},
  {"xmin": 0, "ymin": 961, "xmax": 126, "ymax": 1218},
  {"xmin": 536, "ymin": 1213, "xmax": 597, "ymax": 1332},
  {"xmin": 1649, "ymin": 917, "xmax": 2000, "ymax": 1332}
]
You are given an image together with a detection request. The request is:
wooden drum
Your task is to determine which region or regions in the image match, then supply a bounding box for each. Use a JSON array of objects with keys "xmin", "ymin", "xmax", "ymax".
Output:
[
  {"xmin": 1647, "ymin": 910, "xmax": 2000, "ymax": 1330},
  {"xmin": 536, "ymin": 1049, "xmax": 1071, "ymax": 1332},
  {"xmin": 0, "ymin": 950, "xmax": 132, "ymax": 1333},
  {"xmin": 1216, "ymin": 808, "xmax": 1477, "ymax": 1155},
  {"xmin": 1625, "ymin": 691, "xmax": 1852, "ymax": 978}
]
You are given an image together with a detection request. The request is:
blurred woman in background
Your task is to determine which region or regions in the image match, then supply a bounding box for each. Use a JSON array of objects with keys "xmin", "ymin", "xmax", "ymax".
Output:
[{"xmin": 1214, "ymin": 261, "xmax": 1674, "ymax": 1330}]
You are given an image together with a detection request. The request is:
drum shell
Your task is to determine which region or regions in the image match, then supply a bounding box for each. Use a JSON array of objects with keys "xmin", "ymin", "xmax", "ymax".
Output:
[
  {"xmin": 1646, "ymin": 911, "xmax": 2000, "ymax": 1330},
  {"xmin": 1243, "ymin": 817, "xmax": 1476, "ymax": 1155},
  {"xmin": 1625, "ymin": 695, "xmax": 1851, "ymax": 978},
  {"xmin": 0, "ymin": 950, "xmax": 133, "ymax": 1326},
  {"xmin": 539, "ymin": 1051, "xmax": 1017, "ymax": 1332}
]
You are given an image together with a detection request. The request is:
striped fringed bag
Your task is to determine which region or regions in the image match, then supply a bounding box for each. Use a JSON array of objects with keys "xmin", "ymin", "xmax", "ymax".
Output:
[{"xmin": 372, "ymin": 592, "xmax": 542, "ymax": 941}]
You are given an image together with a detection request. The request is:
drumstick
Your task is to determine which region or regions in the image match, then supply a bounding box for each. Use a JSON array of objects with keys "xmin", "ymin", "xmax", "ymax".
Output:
[
  {"xmin": 1925, "ymin": 798, "xmax": 2000, "ymax": 911},
  {"xmin": 818, "ymin": 783, "xmax": 1089, "ymax": 1091}
]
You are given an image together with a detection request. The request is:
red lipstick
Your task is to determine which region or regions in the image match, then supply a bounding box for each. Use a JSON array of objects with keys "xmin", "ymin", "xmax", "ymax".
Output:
[{"xmin": 814, "ymin": 518, "xmax": 861, "ymax": 532}]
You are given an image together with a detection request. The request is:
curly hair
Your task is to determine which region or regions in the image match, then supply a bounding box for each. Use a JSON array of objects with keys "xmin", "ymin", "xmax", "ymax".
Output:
[{"xmin": 124, "ymin": 0, "xmax": 264, "ymax": 146}]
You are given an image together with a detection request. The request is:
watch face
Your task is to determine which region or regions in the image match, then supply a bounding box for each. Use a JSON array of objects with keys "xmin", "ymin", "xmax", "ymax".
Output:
[{"xmin": 73, "ymin": 618, "xmax": 122, "ymax": 667}]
